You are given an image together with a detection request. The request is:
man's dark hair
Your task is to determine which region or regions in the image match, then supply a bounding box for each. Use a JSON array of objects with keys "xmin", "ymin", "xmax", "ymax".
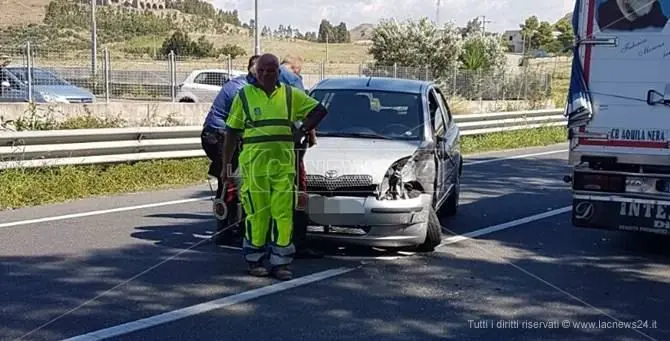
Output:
[{"xmin": 247, "ymin": 55, "xmax": 260, "ymax": 72}]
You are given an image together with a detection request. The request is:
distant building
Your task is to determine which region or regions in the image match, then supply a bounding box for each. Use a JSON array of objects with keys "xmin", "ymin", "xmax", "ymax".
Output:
[
  {"xmin": 503, "ymin": 30, "xmax": 524, "ymax": 53},
  {"xmin": 97, "ymin": 0, "xmax": 174, "ymax": 10}
]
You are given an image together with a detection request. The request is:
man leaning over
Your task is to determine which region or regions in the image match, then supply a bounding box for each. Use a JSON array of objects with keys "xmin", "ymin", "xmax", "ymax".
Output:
[{"xmin": 221, "ymin": 53, "xmax": 328, "ymax": 280}]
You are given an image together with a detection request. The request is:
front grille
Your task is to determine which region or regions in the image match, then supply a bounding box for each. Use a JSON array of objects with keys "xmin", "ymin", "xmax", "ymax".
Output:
[{"xmin": 306, "ymin": 174, "xmax": 377, "ymax": 197}]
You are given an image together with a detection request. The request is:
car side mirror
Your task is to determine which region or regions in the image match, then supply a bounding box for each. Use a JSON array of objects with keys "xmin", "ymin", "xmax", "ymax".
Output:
[{"xmin": 1, "ymin": 81, "xmax": 10, "ymax": 88}]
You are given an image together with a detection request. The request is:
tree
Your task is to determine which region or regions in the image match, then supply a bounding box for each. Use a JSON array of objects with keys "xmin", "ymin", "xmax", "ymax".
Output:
[
  {"xmin": 335, "ymin": 22, "xmax": 350, "ymax": 43},
  {"xmin": 459, "ymin": 17, "xmax": 482, "ymax": 38},
  {"xmin": 317, "ymin": 19, "xmax": 333, "ymax": 43},
  {"xmin": 554, "ymin": 18, "xmax": 574, "ymax": 53},
  {"xmin": 459, "ymin": 33, "xmax": 506, "ymax": 71},
  {"xmin": 520, "ymin": 16, "xmax": 540, "ymax": 50},
  {"xmin": 369, "ymin": 17, "xmax": 462, "ymax": 77},
  {"xmin": 519, "ymin": 16, "xmax": 555, "ymax": 52}
]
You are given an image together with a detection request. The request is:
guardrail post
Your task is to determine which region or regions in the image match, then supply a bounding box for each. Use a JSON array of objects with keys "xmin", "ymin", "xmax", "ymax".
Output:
[
  {"xmin": 425, "ymin": 65, "xmax": 429, "ymax": 81},
  {"xmin": 358, "ymin": 64, "xmax": 363, "ymax": 77},
  {"xmin": 103, "ymin": 47, "xmax": 110, "ymax": 103},
  {"xmin": 393, "ymin": 63, "xmax": 397, "ymax": 78},
  {"xmin": 26, "ymin": 41, "xmax": 33, "ymax": 103}
]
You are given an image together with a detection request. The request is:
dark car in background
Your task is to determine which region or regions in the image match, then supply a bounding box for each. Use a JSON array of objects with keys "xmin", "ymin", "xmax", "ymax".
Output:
[{"xmin": 0, "ymin": 66, "xmax": 95, "ymax": 103}]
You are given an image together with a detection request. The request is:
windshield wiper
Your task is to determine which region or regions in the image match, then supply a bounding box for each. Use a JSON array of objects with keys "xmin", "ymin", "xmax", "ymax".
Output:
[{"xmin": 316, "ymin": 131, "xmax": 391, "ymax": 139}]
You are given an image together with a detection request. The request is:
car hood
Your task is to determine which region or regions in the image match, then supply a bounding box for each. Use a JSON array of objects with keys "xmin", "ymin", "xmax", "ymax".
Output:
[
  {"xmin": 302, "ymin": 136, "xmax": 421, "ymax": 184},
  {"xmin": 33, "ymin": 85, "xmax": 94, "ymax": 99}
]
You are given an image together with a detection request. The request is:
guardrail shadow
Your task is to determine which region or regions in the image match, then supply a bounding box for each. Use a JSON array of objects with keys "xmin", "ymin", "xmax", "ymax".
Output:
[{"xmin": 2, "ymin": 155, "xmax": 668, "ymax": 340}]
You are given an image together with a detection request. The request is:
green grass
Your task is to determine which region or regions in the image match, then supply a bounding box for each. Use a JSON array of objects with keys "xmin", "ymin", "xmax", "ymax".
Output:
[
  {"xmin": 461, "ymin": 126, "xmax": 567, "ymax": 154},
  {"xmin": 0, "ymin": 126, "xmax": 568, "ymax": 210}
]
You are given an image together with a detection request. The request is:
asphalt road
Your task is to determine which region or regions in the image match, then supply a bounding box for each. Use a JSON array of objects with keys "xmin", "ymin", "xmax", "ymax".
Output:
[{"xmin": 1, "ymin": 143, "xmax": 669, "ymax": 341}]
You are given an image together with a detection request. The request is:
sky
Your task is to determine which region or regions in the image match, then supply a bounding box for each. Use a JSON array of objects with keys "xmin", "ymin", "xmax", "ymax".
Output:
[{"xmin": 211, "ymin": 0, "xmax": 576, "ymax": 34}]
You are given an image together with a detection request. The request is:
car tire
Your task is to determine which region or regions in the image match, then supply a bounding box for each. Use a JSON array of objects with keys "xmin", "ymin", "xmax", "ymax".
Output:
[
  {"xmin": 441, "ymin": 178, "xmax": 459, "ymax": 217},
  {"xmin": 416, "ymin": 205, "xmax": 442, "ymax": 252}
]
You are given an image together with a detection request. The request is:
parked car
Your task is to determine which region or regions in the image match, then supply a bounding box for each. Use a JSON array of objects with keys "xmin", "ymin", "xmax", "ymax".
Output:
[
  {"xmin": 176, "ymin": 69, "xmax": 247, "ymax": 103},
  {"xmin": 0, "ymin": 66, "xmax": 95, "ymax": 103},
  {"xmin": 302, "ymin": 77, "xmax": 462, "ymax": 252}
]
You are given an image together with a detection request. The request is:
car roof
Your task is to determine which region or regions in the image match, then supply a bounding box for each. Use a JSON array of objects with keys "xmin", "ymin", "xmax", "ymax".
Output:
[
  {"xmin": 192, "ymin": 69, "xmax": 246, "ymax": 74},
  {"xmin": 312, "ymin": 77, "xmax": 432, "ymax": 94}
]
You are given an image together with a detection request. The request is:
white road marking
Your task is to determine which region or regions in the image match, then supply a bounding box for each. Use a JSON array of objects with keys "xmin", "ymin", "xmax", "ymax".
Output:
[
  {"xmin": 464, "ymin": 149, "xmax": 566, "ymax": 166},
  {"xmin": 438, "ymin": 206, "xmax": 573, "ymax": 247},
  {"xmin": 0, "ymin": 197, "xmax": 209, "ymax": 229},
  {"xmin": 60, "ymin": 267, "xmax": 356, "ymax": 341}
]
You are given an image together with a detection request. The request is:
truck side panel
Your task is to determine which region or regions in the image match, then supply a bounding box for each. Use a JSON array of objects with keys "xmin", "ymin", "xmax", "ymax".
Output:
[
  {"xmin": 568, "ymin": 0, "xmax": 670, "ymax": 235},
  {"xmin": 568, "ymin": 0, "xmax": 670, "ymax": 165}
]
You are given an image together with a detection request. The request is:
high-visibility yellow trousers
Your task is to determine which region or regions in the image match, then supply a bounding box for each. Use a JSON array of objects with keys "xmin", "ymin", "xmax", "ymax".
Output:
[{"xmin": 240, "ymin": 172, "xmax": 296, "ymax": 266}]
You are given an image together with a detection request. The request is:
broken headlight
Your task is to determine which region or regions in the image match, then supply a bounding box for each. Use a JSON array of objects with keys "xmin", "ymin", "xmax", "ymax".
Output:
[{"xmin": 376, "ymin": 156, "xmax": 416, "ymax": 200}]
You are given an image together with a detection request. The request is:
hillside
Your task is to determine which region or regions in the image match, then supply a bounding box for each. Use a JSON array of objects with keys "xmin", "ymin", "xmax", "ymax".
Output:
[
  {"xmin": 0, "ymin": 0, "xmax": 50, "ymax": 27},
  {"xmin": 349, "ymin": 23, "xmax": 375, "ymax": 41}
]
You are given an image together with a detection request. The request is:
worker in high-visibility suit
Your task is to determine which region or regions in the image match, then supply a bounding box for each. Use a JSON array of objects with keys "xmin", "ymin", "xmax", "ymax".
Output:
[{"xmin": 220, "ymin": 53, "xmax": 328, "ymax": 280}]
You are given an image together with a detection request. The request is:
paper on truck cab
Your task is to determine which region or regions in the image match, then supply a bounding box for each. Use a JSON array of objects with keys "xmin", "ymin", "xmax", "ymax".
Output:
[{"xmin": 566, "ymin": 0, "xmax": 670, "ymax": 151}]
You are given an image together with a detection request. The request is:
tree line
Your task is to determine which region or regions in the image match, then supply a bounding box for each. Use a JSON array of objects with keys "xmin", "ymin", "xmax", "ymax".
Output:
[{"xmin": 517, "ymin": 15, "xmax": 574, "ymax": 54}]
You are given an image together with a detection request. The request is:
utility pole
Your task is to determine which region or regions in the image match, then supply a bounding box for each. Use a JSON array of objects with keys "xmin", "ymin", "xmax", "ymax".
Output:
[
  {"xmin": 480, "ymin": 15, "xmax": 492, "ymax": 35},
  {"xmin": 254, "ymin": 0, "xmax": 260, "ymax": 55},
  {"xmin": 325, "ymin": 32, "xmax": 328, "ymax": 62},
  {"xmin": 91, "ymin": 0, "xmax": 97, "ymax": 76},
  {"xmin": 435, "ymin": 0, "xmax": 440, "ymax": 26}
]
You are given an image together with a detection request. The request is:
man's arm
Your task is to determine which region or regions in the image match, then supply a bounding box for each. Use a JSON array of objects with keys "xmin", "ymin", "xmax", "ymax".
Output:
[
  {"xmin": 291, "ymin": 87, "xmax": 327, "ymax": 132},
  {"xmin": 220, "ymin": 94, "xmax": 245, "ymax": 180}
]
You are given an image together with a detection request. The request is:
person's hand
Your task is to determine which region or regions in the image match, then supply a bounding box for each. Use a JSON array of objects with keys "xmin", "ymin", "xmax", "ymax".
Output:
[{"xmin": 307, "ymin": 130, "xmax": 317, "ymax": 147}]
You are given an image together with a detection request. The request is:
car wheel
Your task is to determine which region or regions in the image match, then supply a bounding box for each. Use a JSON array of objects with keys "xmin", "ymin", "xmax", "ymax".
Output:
[
  {"xmin": 440, "ymin": 162, "xmax": 461, "ymax": 217},
  {"xmin": 416, "ymin": 205, "xmax": 442, "ymax": 252}
]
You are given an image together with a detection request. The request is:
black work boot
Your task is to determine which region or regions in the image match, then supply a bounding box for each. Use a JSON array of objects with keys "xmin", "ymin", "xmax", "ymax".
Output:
[
  {"xmin": 248, "ymin": 262, "xmax": 269, "ymax": 277},
  {"xmin": 271, "ymin": 265, "xmax": 293, "ymax": 280}
]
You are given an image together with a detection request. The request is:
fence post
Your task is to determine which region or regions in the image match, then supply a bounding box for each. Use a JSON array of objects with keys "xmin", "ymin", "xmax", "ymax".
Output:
[
  {"xmin": 452, "ymin": 70, "xmax": 457, "ymax": 97},
  {"xmin": 25, "ymin": 42, "xmax": 33, "ymax": 103},
  {"xmin": 226, "ymin": 55, "xmax": 232, "ymax": 77},
  {"xmin": 393, "ymin": 63, "xmax": 397, "ymax": 78},
  {"xmin": 358, "ymin": 63, "xmax": 363, "ymax": 77},
  {"xmin": 320, "ymin": 62, "xmax": 325, "ymax": 80},
  {"xmin": 425, "ymin": 65, "xmax": 429, "ymax": 81},
  {"xmin": 103, "ymin": 47, "xmax": 110, "ymax": 103},
  {"xmin": 169, "ymin": 50, "xmax": 176, "ymax": 102}
]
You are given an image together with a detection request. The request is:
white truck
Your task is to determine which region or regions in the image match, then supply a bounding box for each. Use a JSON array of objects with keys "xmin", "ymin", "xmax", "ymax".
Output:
[{"xmin": 566, "ymin": 0, "xmax": 670, "ymax": 235}]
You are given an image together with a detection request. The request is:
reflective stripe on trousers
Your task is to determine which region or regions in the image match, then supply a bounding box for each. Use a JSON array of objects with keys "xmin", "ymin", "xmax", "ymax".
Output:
[{"xmin": 240, "ymin": 173, "xmax": 297, "ymax": 265}]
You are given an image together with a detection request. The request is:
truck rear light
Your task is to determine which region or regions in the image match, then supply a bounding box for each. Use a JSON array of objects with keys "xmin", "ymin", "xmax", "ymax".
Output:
[{"xmin": 573, "ymin": 173, "xmax": 625, "ymax": 192}]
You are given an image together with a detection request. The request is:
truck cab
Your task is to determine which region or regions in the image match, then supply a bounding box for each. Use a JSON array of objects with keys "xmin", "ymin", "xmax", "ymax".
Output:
[{"xmin": 566, "ymin": 0, "xmax": 670, "ymax": 235}]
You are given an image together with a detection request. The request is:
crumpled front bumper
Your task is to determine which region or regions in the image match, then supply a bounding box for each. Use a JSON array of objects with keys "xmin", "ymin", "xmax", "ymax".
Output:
[{"xmin": 304, "ymin": 193, "xmax": 432, "ymax": 248}]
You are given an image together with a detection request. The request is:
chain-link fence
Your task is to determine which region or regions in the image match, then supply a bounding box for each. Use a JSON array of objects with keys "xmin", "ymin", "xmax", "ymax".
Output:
[{"xmin": 1, "ymin": 44, "xmax": 565, "ymax": 109}]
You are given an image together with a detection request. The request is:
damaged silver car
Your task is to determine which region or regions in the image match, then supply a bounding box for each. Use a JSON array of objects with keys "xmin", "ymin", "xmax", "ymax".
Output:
[{"xmin": 303, "ymin": 77, "xmax": 462, "ymax": 252}]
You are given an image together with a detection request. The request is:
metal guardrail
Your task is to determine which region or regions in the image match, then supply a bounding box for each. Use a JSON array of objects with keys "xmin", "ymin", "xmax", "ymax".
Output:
[{"xmin": 0, "ymin": 109, "xmax": 565, "ymax": 169}]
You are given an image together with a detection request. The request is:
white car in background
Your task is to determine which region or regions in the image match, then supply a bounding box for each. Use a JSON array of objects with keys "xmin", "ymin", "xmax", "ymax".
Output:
[{"xmin": 176, "ymin": 69, "xmax": 246, "ymax": 103}]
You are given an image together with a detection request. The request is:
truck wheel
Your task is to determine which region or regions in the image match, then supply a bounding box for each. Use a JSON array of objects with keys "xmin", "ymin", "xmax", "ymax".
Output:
[{"xmin": 417, "ymin": 206, "xmax": 442, "ymax": 252}]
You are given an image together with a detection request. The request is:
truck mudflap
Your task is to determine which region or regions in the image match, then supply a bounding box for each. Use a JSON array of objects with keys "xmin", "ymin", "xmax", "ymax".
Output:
[{"xmin": 573, "ymin": 196, "xmax": 670, "ymax": 235}]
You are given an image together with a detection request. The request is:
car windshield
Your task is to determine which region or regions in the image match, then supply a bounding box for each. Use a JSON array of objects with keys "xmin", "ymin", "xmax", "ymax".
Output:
[
  {"xmin": 8, "ymin": 68, "xmax": 69, "ymax": 86},
  {"xmin": 309, "ymin": 89, "xmax": 424, "ymax": 140}
]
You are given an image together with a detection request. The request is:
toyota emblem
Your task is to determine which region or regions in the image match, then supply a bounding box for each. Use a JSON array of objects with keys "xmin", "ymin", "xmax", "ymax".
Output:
[{"xmin": 325, "ymin": 170, "xmax": 338, "ymax": 179}]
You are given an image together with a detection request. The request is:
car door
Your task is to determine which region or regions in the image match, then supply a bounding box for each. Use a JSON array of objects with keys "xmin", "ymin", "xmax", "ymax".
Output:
[
  {"xmin": 428, "ymin": 87, "xmax": 449, "ymax": 205},
  {"xmin": 434, "ymin": 86, "xmax": 461, "ymax": 186},
  {"xmin": 191, "ymin": 71, "xmax": 228, "ymax": 102}
]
